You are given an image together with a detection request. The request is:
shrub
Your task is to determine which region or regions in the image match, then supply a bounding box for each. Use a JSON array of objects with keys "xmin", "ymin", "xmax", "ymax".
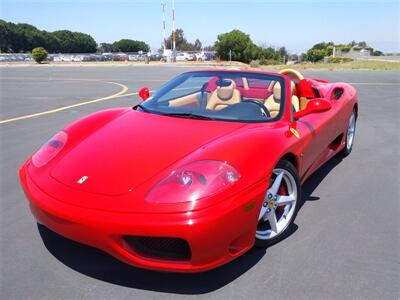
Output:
[
  {"xmin": 328, "ymin": 56, "xmax": 353, "ymax": 63},
  {"xmin": 32, "ymin": 47, "xmax": 48, "ymax": 63},
  {"xmin": 259, "ymin": 58, "xmax": 281, "ymax": 65},
  {"xmin": 249, "ymin": 60, "xmax": 260, "ymax": 68},
  {"xmin": 307, "ymin": 48, "xmax": 328, "ymax": 62}
]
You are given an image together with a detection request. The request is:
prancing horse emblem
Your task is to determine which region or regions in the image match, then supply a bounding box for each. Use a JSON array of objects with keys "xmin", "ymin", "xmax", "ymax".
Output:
[{"xmin": 77, "ymin": 176, "xmax": 88, "ymax": 184}]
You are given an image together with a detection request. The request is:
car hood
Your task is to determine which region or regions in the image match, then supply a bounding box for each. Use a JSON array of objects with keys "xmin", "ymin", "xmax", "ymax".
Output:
[{"xmin": 50, "ymin": 110, "xmax": 245, "ymax": 196}]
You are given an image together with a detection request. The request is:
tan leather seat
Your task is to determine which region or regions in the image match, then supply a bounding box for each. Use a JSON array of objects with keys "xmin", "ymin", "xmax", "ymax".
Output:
[
  {"xmin": 206, "ymin": 79, "xmax": 241, "ymax": 110},
  {"xmin": 264, "ymin": 81, "xmax": 300, "ymax": 117}
]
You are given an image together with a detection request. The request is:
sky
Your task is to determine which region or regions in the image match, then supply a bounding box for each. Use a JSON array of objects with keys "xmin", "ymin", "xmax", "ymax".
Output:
[{"xmin": 1, "ymin": 0, "xmax": 399, "ymax": 53}]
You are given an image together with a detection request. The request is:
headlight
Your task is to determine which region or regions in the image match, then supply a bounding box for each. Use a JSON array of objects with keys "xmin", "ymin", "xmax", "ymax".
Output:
[
  {"xmin": 146, "ymin": 160, "xmax": 240, "ymax": 204},
  {"xmin": 31, "ymin": 131, "xmax": 68, "ymax": 168}
]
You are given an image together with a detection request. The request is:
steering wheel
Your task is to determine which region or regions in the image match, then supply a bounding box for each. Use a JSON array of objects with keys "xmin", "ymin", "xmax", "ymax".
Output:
[
  {"xmin": 241, "ymin": 100, "xmax": 271, "ymax": 118},
  {"xmin": 278, "ymin": 68, "xmax": 304, "ymax": 81}
]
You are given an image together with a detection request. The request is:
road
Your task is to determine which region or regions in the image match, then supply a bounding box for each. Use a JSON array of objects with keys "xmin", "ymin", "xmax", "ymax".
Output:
[{"xmin": 0, "ymin": 66, "xmax": 399, "ymax": 300}]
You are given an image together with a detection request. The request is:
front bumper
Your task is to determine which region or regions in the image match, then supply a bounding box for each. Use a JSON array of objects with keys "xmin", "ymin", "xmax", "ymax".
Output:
[{"xmin": 20, "ymin": 166, "xmax": 265, "ymax": 273}]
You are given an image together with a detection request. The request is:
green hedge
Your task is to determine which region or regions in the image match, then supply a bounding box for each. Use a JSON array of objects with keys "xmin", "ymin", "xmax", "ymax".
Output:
[
  {"xmin": 32, "ymin": 47, "xmax": 48, "ymax": 63},
  {"xmin": 328, "ymin": 57, "xmax": 354, "ymax": 63}
]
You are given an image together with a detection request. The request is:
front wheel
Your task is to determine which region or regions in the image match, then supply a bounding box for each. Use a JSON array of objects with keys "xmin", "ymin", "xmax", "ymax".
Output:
[{"xmin": 255, "ymin": 159, "xmax": 302, "ymax": 247}]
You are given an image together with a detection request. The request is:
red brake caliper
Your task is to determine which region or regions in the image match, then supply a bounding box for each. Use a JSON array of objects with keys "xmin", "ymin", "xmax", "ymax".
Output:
[{"xmin": 276, "ymin": 183, "xmax": 287, "ymax": 214}]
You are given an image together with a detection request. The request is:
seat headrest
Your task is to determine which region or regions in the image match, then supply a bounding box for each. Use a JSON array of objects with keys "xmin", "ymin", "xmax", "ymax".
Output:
[
  {"xmin": 290, "ymin": 81, "xmax": 297, "ymax": 96},
  {"xmin": 273, "ymin": 81, "xmax": 296, "ymax": 100},
  {"xmin": 217, "ymin": 79, "xmax": 236, "ymax": 100},
  {"xmin": 273, "ymin": 82, "xmax": 281, "ymax": 100}
]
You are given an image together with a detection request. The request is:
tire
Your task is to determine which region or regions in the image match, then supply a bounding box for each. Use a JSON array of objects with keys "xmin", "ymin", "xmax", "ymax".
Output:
[
  {"xmin": 255, "ymin": 159, "xmax": 302, "ymax": 247},
  {"xmin": 340, "ymin": 109, "xmax": 357, "ymax": 157}
]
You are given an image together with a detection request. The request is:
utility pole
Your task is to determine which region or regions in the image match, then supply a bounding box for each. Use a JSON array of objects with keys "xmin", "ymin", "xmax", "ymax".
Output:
[{"xmin": 172, "ymin": 0, "xmax": 176, "ymax": 62}]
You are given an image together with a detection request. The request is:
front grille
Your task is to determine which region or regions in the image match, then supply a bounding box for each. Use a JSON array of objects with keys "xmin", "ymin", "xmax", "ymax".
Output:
[{"xmin": 123, "ymin": 236, "xmax": 191, "ymax": 261}]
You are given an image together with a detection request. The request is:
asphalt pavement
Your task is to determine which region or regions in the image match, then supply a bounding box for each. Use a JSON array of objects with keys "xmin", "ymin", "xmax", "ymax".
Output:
[{"xmin": 0, "ymin": 65, "xmax": 399, "ymax": 300}]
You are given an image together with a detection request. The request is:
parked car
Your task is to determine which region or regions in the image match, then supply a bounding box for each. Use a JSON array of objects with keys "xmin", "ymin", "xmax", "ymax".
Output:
[
  {"xmin": 53, "ymin": 56, "xmax": 63, "ymax": 62},
  {"xmin": 72, "ymin": 55, "xmax": 83, "ymax": 62},
  {"xmin": 175, "ymin": 52, "xmax": 192, "ymax": 61},
  {"xmin": 195, "ymin": 52, "xmax": 207, "ymax": 61}
]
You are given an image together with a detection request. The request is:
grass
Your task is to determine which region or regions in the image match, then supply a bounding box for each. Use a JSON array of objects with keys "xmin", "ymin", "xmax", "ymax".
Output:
[
  {"xmin": 2, "ymin": 58, "xmax": 400, "ymax": 71},
  {"xmin": 250, "ymin": 59, "xmax": 400, "ymax": 71}
]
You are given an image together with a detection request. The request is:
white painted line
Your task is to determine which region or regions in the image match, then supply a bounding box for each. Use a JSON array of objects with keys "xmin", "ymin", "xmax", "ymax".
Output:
[
  {"xmin": 0, "ymin": 81, "xmax": 129, "ymax": 125},
  {"xmin": 349, "ymin": 82, "xmax": 400, "ymax": 86}
]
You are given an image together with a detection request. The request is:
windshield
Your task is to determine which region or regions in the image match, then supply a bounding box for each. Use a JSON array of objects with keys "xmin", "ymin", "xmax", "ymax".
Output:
[{"xmin": 139, "ymin": 71, "xmax": 286, "ymax": 122}]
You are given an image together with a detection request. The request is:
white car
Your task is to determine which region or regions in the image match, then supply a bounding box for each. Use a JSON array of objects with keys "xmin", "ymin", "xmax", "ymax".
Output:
[
  {"xmin": 72, "ymin": 55, "xmax": 83, "ymax": 62},
  {"xmin": 195, "ymin": 52, "xmax": 207, "ymax": 61},
  {"xmin": 61, "ymin": 56, "xmax": 73, "ymax": 62},
  {"xmin": 175, "ymin": 52, "xmax": 193, "ymax": 61}
]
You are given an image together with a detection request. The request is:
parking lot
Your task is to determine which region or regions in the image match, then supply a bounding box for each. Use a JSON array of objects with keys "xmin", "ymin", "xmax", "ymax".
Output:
[
  {"xmin": 0, "ymin": 51, "xmax": 216, "ymax": 63},
  {"xmin": 0, "ymin": 66, "xmax": 398, "ymax": 299}
]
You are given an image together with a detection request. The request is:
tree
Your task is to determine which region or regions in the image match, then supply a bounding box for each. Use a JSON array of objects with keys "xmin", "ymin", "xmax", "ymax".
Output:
[
  {"xmin": 278, "ymin": 46, "xmax": 287, "ymax": 58},
  {"xmin": 215, "ymin": 29, "xmax": 258, "ymax": 63},
  {"xmin": 305, "ymin": 42, "xmax": 334, "ymax": 62},
  {"xmin": 203, "ymin": 45, "xmax": 215, "ymax": 51},
  {"xmin": 260, "ymin": 47, "xmax": 280, "ymax": 60},
  {"xmin": 243, "ymin": 42, "xmax": 260, "ymax": 62},
  {"xmin": 304, "ymin": 41, "xmax": 383, "ymax": 62},
  {"xmin": 358, "ymin": 41, "xmax": 367, "ymax": 48},
  {"xmin": 193, "ymin": 39, "xmax": 202, "ymax": 51},
  {"xmin": 112, "ymin": 39, "xmax": 149, "ymax": 53},
  {"xmin": 53, "ymin": 30, "xmax": 97, "ymax": 53},
  {"xmin": 166, "ymin": 28, "xmax": 186, "ymax": 50},
  {"xmin": 0, "ymin": 20, "xmax": 12, "ymax": 52},
  {"xmin": 306, "ymin": 48, "xmax": 328, "ymax": 62},
  {"xmin": 289, "ymin": 53, "xmax": 299, "ymax": 61},
  {"xmin": 98, "ymin": 43, "xmax": 116, "ymax": 53},
  {"xmin": 32, "ymin": 47, "xmax": 48, "ymax": 63},
  {"xmin": 372, "ymin": 50, "xmax": 383, "ymax": 56},
  {"xmin": 165, "ymin": 28, "xmax": 202, "ymax": 51},
  {"xmin": 0, "ymin": 19, "xmax": 99, "ymax": 53}
]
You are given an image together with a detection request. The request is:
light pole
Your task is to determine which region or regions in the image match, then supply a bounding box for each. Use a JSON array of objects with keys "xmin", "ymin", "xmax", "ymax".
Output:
[
  {"xmin": 172, "ymin": 0, "xmax": 176, "ymax": 62},
  {"xmin": 161, "ymin": 1, "xmax": 166, "ymax": 54}
]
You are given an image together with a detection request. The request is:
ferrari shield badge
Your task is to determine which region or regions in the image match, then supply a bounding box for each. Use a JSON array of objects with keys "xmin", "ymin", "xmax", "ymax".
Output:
[{"xmin": 289, "ymin": 127, "xmax": 301, "ymax": 139}]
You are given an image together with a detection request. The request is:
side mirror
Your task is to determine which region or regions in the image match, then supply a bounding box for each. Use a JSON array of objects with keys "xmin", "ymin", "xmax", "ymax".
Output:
[
  {"xmin": 294, "ymin": 98, "xmax": 332, "ymax": 119},
  {"xmin": 138, "ymin": 87, "xmax": 150, "ymax": 101}
]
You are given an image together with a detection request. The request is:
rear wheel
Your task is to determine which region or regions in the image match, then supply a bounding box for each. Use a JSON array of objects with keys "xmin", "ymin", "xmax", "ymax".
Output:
[
  {"xmin": 255, "ymin": 160, "xmax": 301, "ymax": 247},
  {"xmin": 340, "ymin": 109, "xmax": 357, "ymax": 157}
]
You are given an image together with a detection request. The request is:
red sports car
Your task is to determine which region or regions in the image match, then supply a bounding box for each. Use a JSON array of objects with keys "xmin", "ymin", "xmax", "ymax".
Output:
[{"xmin": 19, "ymin": 69, "xmax": 358, "ymax": 273}]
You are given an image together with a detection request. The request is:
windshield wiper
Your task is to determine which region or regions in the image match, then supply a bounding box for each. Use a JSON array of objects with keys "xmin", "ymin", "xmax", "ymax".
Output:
[{"xmin": 162, "ymin": 112, "xmax": 215, "ymax": 120}]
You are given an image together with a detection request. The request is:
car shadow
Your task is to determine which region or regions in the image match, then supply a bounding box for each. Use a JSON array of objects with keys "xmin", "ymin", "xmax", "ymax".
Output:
[
  {"xmin": 36, "ymin": 155, "xmax": 343, "ymax": 294},
  {"xmin": 38, "ymin": 222, "xmax": 298, "ymax": 294},
  {"xmin": 301, "ymin": 154, "xmax": 344, "ymax": 206},
  {"xmin": 38, "ymin": 224, "xmax": 267, "ymax": 294}
]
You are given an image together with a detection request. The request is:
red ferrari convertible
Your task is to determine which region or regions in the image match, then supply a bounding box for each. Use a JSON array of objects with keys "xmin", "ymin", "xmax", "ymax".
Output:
[{"xmin": 20, "ymin": 69, "xmax": 358, "ymax": 272}]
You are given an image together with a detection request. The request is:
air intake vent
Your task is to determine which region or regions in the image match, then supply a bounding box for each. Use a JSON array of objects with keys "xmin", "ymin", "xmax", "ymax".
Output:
[{"xmin": 123, "ymin": 236, "xmax": 191, "ymax": 261}]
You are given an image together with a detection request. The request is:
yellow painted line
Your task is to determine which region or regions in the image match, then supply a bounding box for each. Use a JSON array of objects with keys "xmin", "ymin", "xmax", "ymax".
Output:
[
  {"xmin": 0, "ymin": 81, "xmax": 129, "ymax": 125},
  {"xmin": 0, "ymin": 78, "xmax": 195, "ymax": 125}
]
